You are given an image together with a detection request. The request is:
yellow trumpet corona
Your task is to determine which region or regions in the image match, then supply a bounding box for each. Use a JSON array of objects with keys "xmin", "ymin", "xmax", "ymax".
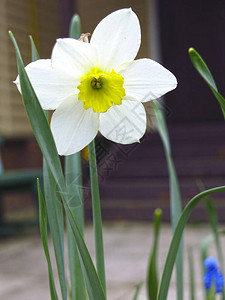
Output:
[{"xmin": 77, "ymin": 67, "xmax": 125, "ymax": 113}]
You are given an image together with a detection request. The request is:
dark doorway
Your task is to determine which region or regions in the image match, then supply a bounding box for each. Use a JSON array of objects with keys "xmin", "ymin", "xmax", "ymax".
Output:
[{"xmin": 158, "ymin": 0, "xmax": 225, "ymax": 123}]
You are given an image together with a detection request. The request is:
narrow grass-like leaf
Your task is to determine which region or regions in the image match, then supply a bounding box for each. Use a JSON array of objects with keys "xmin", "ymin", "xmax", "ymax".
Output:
[
  {"xmin": 65, "ymin": 14, "xmax": 86, "ymax": 300},
  {"xmin": 65, "ymin": 153, "xmax": 86, "ymax": 300},
  {"xmin": 43, "ymin": 160, "xmax": 67, "ymax": 300},
  {"xmin": 157, "ymin": 186, "xmax": 225, "ymax": 300},
  {"xmin": 69, "ymin": 14, "xmax": 82, "ymax": 39},
  {"xmin": 200, "ymin": 229, "xmax": 225, "ymax": 264},
  {"xmin": 204, "ymin": 196, "xmax": 224, "ymax": 271},
  {"xmin": 201, "ymin": 235, "xmax": 213, "ymax": 299},
  {"xmin": 10, "ymin": 32, "xmax": 65, "ymax": 190},
  {"xmin": 132, "ymin": 282, "xmax": 143, "ymax": 300},
  {"xmin": 88, "ymin": 140, "xmax": 106, "ymax": 293},
  {"xmin": 198, "ymin": 181, "xmax": 225, "ymax": 299},
  {"xmin": 189, "ymin": 48, "xmax": 225, "ymax": 118},
  {"xmin": 189, "ymin": 49, "xmax": 225, "ymax": 297},
  {"xmin": 29, "ymin": 35, "xmax": 40, "ymax": 61},
  {"xmin": 10, "ymin": 31, "xmax": 106, "ymax": 300},
  {"xmin": 29, "ymin": 35, "xmax": 67, "ymax": 300},
  {"xmin": 29, "ymin": 36, "xmax": 48, "ymax": 120},
  {"xmin": 153, "ymin": 100, "xmax": 183, "ymax": 300},
  {"xmin": 37, "ymin": 178, "xmax": 58, "ymax": 300},
  {"xmin": 64, "ymin": 204, "xmax": 106, "ymax": 300},
  {"xmin": 147, "ymin": 209, "xmax": 162, "ymax": 300},
  {"xmin": 188, "ymin": 247, "xmax": 195, "ymax": 300}
]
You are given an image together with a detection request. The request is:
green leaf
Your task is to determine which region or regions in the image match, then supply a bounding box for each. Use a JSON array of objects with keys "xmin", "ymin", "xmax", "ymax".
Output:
[
  {"xmin": 64, "ymin": 204, "xmax": 106, "ymax": 300},
  {"xmin": 29, "ymin": 36, "xmax": 67, "ymax": 300},
  {"xmin": 189, "ymin": 47, "xmax": 225, "ymax": 118},
  {"xmin": 157, "ymin": 185, "xmax": 225, "ymax": 300},
  {"xmin": 9, "ymin": 31, "xmax": 106, "ymax": 300},
  {"xmin": 69, "ymin": 14, "xmax": 82, "ymax": 39},
  {"xmin": 65, "ymin": 14, "xmax": 86, "ymax": 300},
  {"xmin": 65, "ymin": 153, "xmax": 86, "ymax": 300},
  {"xmin": 153, "ymin": 100, "xmax": 183, "ymax": 300},
  {"xmin": 29, "ymin": 36, "xmax": 48, "ymax": 121},
  {"xmin": 10, "ymin": 31, "xmax": 65, "ymax": 190},
  {"xmin": 201, "ymin": 235, "xmax": 212, "ymax": 270},
  {"xmin": 198, "ymin": 180, "xmax": 225, "ymax": 299},
  {"xmin": 147, "ymin": 209, "xmax": 162, "ymax": 300},
  {"xmin": 132, "ymin": 282, "xmax": 143, "ymax": 300},
  {"xmin": 201, "ymin": 235, "xmax": 213, "ymax": 299},
  {"xmin": 43, "ymin": 160, "xmax": 67, "ymax": 300},
  {"xmin": 37, "ymin": 179, "xmax": 58, "ymax": 300},
  {"xmin": 29, "ymin": 35, "xmax": 40, "ymax": 61},
  {"xmin": 204, "ymin": 196, "xmax": 224, "ymax": 271},
  {"xmin": 88, "ymin": 140, "xmax": 106, "ymax": 293},
  {"xmin": 188, "ymin": 247, "xmax": 195, "ymax": 300}
]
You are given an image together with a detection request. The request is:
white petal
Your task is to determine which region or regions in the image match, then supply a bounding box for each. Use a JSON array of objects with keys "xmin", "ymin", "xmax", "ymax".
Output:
[
  {"xmin": 14, "ymin": 59, "xmax": 77, "ymax": 110},
  {"xmin": 90, "ymin": 8, "xmax": 141, "ymax": 70},
  {"xmin": 118, "ymin": 58, "xmax": 177, "ymax": 102},
  {"xmin": 51, "ymin": 38, "xmax": 98, "ymax": 75},
  {"xmin": 99, "ymin": 100, "xmax": 146, "ymax": 144},
  {"xmin": 51, "ymin": 95, "xmax": 99, "ymax": 155}
]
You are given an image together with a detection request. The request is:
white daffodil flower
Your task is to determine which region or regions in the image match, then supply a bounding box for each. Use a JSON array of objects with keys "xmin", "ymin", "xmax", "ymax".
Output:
[{"xmin": 15, "ymin": 8, "xmax": 177, "ymax": 156}]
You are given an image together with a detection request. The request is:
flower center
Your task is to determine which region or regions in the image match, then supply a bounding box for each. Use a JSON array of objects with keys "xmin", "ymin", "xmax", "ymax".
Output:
[
  {"xmin": 77, "ymin": 67, "xmax": 125, "ymax": 113},
  {"xmin": 91, "ymin": 78, "xmax": 102, "ymax": 89}
]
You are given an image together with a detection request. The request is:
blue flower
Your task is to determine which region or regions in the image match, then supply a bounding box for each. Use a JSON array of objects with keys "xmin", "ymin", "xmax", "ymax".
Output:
[
  {"xmin": 203, "ymin": 257, "xmax": 224, "ymax": 294},
  {"xmin": 215, "ymin": 271, "xmax": 224, "ymax": 293}
]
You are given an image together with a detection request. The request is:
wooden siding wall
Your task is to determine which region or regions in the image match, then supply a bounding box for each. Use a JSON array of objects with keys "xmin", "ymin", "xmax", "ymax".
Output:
[
  {"xmin": 0, "ymin": 0, "xmax": 60, "ymax": 138},
  {"xmin": 76, "ymin": 0, "xmax": 149, "ymax": 59},
  {"xmin": 0, "ymin": 0, "xmax": 150, "ymax": 137}
]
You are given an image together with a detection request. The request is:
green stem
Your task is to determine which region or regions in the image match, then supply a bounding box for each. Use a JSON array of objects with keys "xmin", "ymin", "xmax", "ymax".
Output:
[
  {"xmin": 188, "ymin": 248, "xmax": 195, "ymax": 300},
  {"xmin": 65, "ymin": 152, "xmax": 85, "ymax": 300},
  {"xmin": 147, "ymin": 209, "xmax": 162, "ymax": 299},
  {"xmin": 153, "ymin": 100, "xmax": 183, "ymax": 300},
  {"xmin": 88, "ymin": 139, "xmax": 106, "ymax": 294},
  {"xmin": 65, "ymin": 152, "xmax": 84, "ymax": 234},
  {"xmin": 207, "ymin": 287, "xmax": 216, "ymax": 300}
]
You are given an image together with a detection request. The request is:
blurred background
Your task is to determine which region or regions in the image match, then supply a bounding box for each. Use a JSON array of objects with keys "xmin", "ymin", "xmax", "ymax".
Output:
[{"xmin": 1, "ymin": 0, "xmax": 225, "ymax": 232}]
